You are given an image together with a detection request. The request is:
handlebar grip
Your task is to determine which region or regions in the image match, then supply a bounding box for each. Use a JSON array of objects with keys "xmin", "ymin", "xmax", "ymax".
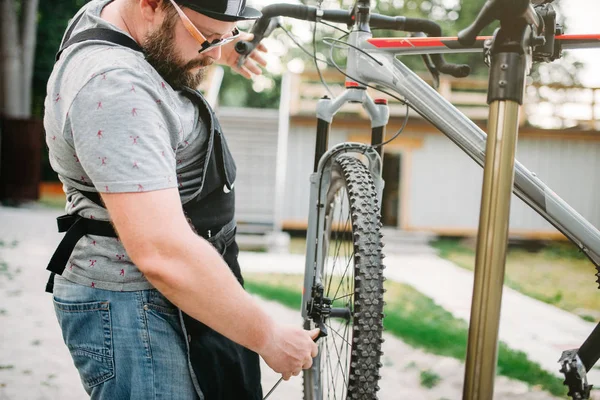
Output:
[
  {"xmin": 458, "ymin": 0, "xmax": 530, "ymax": 45},
  {"xmin": 235, "ymin": 4, "xmax": 319, "ymax": 63},
  {"xmin": 235, "ymin": 17, "xmax": 281, "ymax": 65}
]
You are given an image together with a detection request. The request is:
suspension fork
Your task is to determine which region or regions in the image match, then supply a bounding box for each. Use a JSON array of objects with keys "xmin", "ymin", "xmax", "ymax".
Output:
[{"xmin": 303, "ymin": 92, "xmax": 388, "ymax": 322}]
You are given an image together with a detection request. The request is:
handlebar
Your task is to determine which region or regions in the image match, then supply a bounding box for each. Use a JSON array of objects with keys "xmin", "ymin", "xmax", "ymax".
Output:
[{"xmin": 235, "ymin": 3, "xmax": 470, "ymax": 78}]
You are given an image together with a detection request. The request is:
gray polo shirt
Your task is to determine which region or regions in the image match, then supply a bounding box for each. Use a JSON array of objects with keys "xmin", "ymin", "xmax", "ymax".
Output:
[{"xmin": 44, "ymin": 0, "xmax": 210, "ymax": 291}]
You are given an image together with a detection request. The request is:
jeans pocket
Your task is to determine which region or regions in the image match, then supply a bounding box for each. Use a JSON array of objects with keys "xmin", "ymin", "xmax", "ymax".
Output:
[
  {"xmin": 145, "ymin": 289, "xmax": 179, "ymax": 317},
  {"xmin": 53, "ymin": 299, "xmax": 114, "ymax": 389}
]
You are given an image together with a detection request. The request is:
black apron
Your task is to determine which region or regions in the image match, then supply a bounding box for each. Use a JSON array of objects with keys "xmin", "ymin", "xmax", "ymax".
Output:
[{"xmin": 46, "ymin": 15, "xmax": 262, "ymax": 400}]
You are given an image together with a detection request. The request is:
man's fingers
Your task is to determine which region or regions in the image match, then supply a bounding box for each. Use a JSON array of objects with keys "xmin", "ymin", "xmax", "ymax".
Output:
[
  {"xmin": 249, "ymin": 51, "xmax": 268, "ymax": 68},
  {"xmin": 310, "ymin": 328, "xmax": 321, "ymax": 340},
  {"xmin": 282, "ymin": 373, "xmax": 292, "ymax": 381},
  {"xmin": 232, "ymin": 65, "xmax": 252, "ymax": 79},
  {"xmin": 257, "ymin": 42, "xmax": 268, "ymax": 53},
  {"xmin": 245, "ymin": 59, "xmax": 263, "ymax": 76},
  {"xmin": 302, "ymin": 357, "xmax": 313, "ymax": 370},
  {"xmin": 311, "ymin": 343, "xmax": 319, "ymax": 359}
]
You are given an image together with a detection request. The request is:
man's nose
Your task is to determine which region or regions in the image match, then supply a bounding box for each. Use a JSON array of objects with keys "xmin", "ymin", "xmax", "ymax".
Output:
[{"xmin": 204, "ymin": 46, "xmax": 221, "ymax": 61}]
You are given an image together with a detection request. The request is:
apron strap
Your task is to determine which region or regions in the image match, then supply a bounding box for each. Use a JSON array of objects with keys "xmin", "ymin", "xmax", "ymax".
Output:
[
  {"xmin": 48, "ymin": 215, "xmax": 118, "ymax": 273},
  {"xmin": 46, "ymin": 189, "xmax": 116, "ymax": 293},
  {"xmin": 56, "ymin": 21, "xmax": 144, "ymax": 61}
]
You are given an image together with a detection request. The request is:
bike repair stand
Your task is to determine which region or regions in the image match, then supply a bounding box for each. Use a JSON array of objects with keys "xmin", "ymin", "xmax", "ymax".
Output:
[{"xmin": 458, "ymin": 1, "xmax": 544, "ymax": 398}]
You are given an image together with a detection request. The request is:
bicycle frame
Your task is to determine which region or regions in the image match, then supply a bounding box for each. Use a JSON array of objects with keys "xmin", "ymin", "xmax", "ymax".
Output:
[
  {"xmin": 301, "ymin": 29, "xmax": 600, "ymax": 313},
  {"xmin": 298, "ymin": 25, "xmax": 600, "ymax": 394},
  {"xmin": 292, "ymin": 10, "xmax": 600, "ymax": 397},
  {"xmin": 347, "ymin": 31, "xmax": 600, "ymax": 268}
]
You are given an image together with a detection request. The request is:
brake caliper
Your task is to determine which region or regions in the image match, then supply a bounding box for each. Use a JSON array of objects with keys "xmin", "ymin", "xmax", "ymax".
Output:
[{"xmin": 307, "ymin": 283, "xmax": 331, "ymax": 339}]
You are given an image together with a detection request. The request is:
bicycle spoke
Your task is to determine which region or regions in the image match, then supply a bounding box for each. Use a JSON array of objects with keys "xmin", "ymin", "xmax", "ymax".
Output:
[
  {"xmin": 326, "ymin": 195, "xmax": 346, "ymax": 298},
  {"xmin": 331, "ymin": 261, "xmax": 350, "ymax": 302},
  {"xmin": 330, "ymin": 257, "xmax": 353, "ymax": 307},
  {"xmin": 326, "ymin": 321, "xmax": 352, "ymax": 348},
  {"xmin": 332, "ymin": 291, "xmax": 354, "ymax": 302},
  {"xmin": 326, "ymin": 321, "xmax": 350, "ymax": 394},
  {"xmin": 325, "ymin": 338, "xmax": 338, "ymax": 400}
]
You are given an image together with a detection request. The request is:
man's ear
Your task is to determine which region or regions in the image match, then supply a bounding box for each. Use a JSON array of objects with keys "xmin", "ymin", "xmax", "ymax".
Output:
[{"xmin": 138, "ymin": 0, "xmax": 166, "ymax": 24}]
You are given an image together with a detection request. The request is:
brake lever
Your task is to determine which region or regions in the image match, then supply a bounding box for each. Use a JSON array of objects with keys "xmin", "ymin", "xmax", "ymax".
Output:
[
  {"xmin": 420, "ymin": 55, "xmax": 440, "ymax": 89},
  {"xmin": 410, "ymin": 33, "xmax": 440, "ymax": 88}
]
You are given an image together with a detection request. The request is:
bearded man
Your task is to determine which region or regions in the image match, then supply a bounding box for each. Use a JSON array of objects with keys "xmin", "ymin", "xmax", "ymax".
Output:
[{"xmin": 43, "ymin": 1, "xmax": 319, "ymax": 398}]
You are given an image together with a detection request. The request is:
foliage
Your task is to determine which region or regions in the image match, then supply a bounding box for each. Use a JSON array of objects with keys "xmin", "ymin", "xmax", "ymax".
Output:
[
  {"xmin": 32, "ymin": 0, "xmax": 88, "ymax": 119},
  {"xmin": 29, "ymin": 1, "xmax": 586, "ymax": 113},
  {"xmin": 419, "ymin": 369, "xmax": 441, "ymax": 389},
  {"xmin": 219, "ymin": 70, "xmax": 282, "ymax": 108}
]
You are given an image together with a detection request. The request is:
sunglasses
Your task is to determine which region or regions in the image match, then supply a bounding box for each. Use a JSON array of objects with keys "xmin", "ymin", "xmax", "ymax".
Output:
[{"xmin": 168, "ymin": 0, "xmax": 240, "ymax": 54}]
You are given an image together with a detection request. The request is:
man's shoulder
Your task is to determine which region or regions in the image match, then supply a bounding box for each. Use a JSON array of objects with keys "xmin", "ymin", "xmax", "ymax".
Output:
[
  {"xmin": 59, "ymin": 44, "xmax": 155, "ymax": 86},
  {"xmin": 48, "ymin": 45, "xmax": 178, "ymax": 112}
]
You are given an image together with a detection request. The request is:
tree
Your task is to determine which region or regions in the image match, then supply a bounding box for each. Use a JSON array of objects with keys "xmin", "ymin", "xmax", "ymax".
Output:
[
  {"xmin": 0, "ymin": 0, "xmax": 40, "ymax": 118},
  {"xmin": 0, "ymin": 0, "xmax": 43, "ymax": 203},
  {"xmin": 217, "ymin": 0, "xmax": 585, "ymax": 109},
  {"xmin": 31, "ymin": 0, "xmax": 88, "ymax": 118}
]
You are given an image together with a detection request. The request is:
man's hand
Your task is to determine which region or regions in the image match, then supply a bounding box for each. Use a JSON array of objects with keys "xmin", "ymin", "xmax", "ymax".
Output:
[
  {"xmin": 259, "ymin": 326, "xmax": 320, "ymax": 381},
  {"xmin": 218, "ymin": 32, "xmax": 268, "ymax": 79}
]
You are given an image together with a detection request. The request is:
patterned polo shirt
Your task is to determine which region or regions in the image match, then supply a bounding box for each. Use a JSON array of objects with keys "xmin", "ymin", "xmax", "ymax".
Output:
[{"xmin": 44, "ymin": 0, "xmax": 210, "ymax": 291}]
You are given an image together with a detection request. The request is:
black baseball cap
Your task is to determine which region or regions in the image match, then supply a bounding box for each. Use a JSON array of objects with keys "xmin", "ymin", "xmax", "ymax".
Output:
[{"xmin": 177, "ymin": 0, "xmax": 262, "ymax": 22}]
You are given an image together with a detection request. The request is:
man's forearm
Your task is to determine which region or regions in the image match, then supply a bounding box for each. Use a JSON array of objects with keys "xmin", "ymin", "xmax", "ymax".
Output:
[{"xmin": 140, "ymin": 232, "xmax": 274, "ymax": 354}]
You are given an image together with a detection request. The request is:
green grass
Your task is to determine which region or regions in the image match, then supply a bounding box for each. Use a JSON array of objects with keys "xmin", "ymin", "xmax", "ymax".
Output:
[
  {"xmin": 245, "ymin": 273, "xmax": 567, "ymax": 397},
  {"xmin": 419, "ymin": 369, "xmax": 441, "ymax": 389},
  {"xmin": 0, "ymin": 239, "xmax": 19, "ymax": 280},
  {"xmin": 431, "ymin": 237, "xmax": 475, "ymax": 259},
  {"xmin": 431, "ymin": 237, "xmax": 600, "ymax": 322},
  {"xmin": 244, "ymin": 280, "xmax": 302, "ymax": 310}
]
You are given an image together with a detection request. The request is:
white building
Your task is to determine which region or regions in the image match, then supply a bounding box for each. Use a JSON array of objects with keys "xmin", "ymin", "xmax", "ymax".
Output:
[{"xmin": 218, "ymin": 71, "xmax": 600, "ymax": 240}]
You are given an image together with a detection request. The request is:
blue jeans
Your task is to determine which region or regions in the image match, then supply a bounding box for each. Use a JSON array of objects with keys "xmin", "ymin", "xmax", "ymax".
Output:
[{"xmin": 52, "ymin": 274, "xmax": 200, "ymax": 399}]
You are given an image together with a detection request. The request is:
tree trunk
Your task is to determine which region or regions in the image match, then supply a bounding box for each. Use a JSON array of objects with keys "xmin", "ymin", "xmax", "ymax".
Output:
[
  {"xmin": 0, "ymin": 0, "xmax": 24, "ymax": 117},
  {"xmin": 0, "ymin": 0, "xmax": 42, "ymax": 203},
  {"xmin": 21, "ymin": 0, "xmax": 39, "ymax": 118}
]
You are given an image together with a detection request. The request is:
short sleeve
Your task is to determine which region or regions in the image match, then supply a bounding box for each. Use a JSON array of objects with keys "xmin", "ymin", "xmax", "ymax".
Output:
[{"xmin": 68, "ymin": 68, "xmax": 179, "ymax": 193}]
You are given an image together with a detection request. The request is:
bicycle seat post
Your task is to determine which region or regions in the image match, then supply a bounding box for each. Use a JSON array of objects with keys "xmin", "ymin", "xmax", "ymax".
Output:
[{"xmin": 458, "ymin": 1, "xmax": 544, "ymax": 398}]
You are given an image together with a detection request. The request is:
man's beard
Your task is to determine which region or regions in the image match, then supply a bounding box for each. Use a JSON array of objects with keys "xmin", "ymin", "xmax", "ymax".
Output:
[{"xmin": 142, "ymin": 15, "xmax": 213, "ymax": 89}]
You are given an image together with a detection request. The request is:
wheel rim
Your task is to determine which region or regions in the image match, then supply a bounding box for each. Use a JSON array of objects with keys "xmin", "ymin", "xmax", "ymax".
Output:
[{"xmin": 317, "ymin": 171, "xmax": 355, "ymax": 400}]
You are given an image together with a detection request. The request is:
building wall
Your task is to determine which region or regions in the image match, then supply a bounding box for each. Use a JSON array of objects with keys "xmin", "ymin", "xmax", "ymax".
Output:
[
  {"xmin": 282, "ymin": 125, "xmax": 349, "ymax": 226},
  {"xmin": 218, "ymin": 107, "xmax": 600, "ymax": 238},
  {"xmin": 408, "ymin": 133, "xmax": 600, "ymax": 237},
  {"xmin": 217, "ymin": 107, "xmax": 280, "ymax": 225}
]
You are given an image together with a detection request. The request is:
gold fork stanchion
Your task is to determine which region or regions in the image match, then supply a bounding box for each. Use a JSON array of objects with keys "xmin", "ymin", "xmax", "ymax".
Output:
[
  {"xmin": 463, "ymin": 98, "xmax": 522, "ymax": 399},
  {"xmin": 456, "ymin": 0, "xmax": 546, "ymax": 397},
  {"xmin": 460, "ymin": 24, "xmax": 532, "ymax": 399}
]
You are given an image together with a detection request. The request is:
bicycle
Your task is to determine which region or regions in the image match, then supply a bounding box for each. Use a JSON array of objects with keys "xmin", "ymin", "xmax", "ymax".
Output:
[{"xmin": 235, "ymin": 1, "xmax": 600, "ymax": 399}]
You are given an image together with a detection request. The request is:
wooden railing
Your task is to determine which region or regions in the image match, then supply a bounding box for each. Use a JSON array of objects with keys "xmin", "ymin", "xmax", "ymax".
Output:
[{"xmin": 289, "ymin": 69, "xmax": 600, "ymax": 131}]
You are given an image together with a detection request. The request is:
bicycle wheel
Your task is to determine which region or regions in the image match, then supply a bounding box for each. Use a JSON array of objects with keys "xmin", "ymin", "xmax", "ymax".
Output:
[{"xmin": 303, "ymin": 155, "xmax": 385, "ymax": 400}]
